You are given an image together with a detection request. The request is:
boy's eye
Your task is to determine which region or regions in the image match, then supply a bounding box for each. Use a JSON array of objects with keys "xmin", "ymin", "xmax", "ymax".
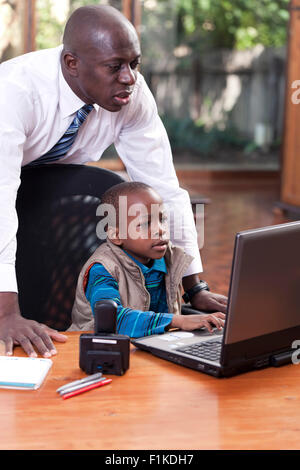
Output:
[{"xmin": 138, "ymin": 221, "xmax": 150, "ymax": 229}]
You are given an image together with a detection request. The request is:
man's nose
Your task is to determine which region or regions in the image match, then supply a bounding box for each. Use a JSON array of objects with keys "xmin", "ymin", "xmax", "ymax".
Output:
[{"xmin": 118, "ymin": 64, "xmax": 137, "ymax": 85}]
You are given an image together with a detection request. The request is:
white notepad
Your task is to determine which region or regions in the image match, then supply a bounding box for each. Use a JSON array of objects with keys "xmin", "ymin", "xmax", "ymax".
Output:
[{"xmin": 0, "ymin": 356, "xmax": 52, "ymax": 390}]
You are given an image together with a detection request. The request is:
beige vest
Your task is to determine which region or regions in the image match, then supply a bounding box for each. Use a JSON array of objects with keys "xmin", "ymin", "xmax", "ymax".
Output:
[{"xmin": 69, "ymin": 238, "xmax": 193, "ymax": 332}]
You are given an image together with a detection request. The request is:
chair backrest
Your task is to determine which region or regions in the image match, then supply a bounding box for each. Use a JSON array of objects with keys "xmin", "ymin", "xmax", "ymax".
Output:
[{"xmin": 16, "ymin": 164, "xmax": 125, "ymax": 331}]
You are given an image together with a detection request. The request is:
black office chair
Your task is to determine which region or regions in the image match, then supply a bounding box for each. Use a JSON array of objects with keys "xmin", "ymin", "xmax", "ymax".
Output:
[
  {"xmin": 16, "ymin": 163, "xmax": 125, "ymax": 331},
  {"xmin": 15, "ymin": 163, "xmax": 199, "ymax": 331}
]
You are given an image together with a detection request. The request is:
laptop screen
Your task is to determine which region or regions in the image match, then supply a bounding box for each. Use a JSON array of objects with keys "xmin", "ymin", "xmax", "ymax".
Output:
[{"xmin": 224, "ymin": 222, "xmax": 300, "ymax": 345}]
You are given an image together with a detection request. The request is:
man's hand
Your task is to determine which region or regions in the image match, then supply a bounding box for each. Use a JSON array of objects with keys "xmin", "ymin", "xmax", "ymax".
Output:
[
  {"xmin": 170, "ymin": 311, "xmax": 225, "ymax": 333},
  {"xmin": 190, "ymin": 289, "xmax": 228, "ymax": 314},
  {"xmin": 0, "ymin": 292, "xmax": 67, "ymax": 357},
  {"xmin": 182, "ymin": 274, "xmax": 228, "ymax": 314}
]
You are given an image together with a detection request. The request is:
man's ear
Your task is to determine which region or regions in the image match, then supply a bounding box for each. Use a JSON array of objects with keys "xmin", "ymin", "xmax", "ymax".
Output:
[
  {"xmin": 107, "ymin": 226, "xmax": 122, "ymax": 246},
  {"xmin": 62, "ymin": 52, "xmax": 79, "ymax": 77}
]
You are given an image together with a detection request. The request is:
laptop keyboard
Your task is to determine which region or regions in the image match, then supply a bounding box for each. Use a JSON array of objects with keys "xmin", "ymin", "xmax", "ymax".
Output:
[{"xmin": 177, "ymin": 337, "xmax": 222, "ymax": 362}]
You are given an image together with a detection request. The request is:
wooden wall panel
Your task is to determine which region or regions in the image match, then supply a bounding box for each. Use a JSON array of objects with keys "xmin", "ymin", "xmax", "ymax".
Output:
[
  {"xmin": 23, "ymin": 0, "xmax": 36, "ymax": 53},
  {"xmin": 281, "ymin": 0, "xmax": 300, "ymax": 208},
  {"xmin": 122, "ymin": 0, "xmax": 141, "ymax": 33}
]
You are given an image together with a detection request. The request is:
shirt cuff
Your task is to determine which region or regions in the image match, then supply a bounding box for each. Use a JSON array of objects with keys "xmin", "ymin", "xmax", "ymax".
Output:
[
  {"xmin": 154, "ymin": 313, "xmax": 174, "ymax": 335},
  {"xmin": 182, "ymin": 251, "xmax": 203, "ymax": 277},
  {"xmin": 0, "ymin": 264, "xmax": 18, "ymax": 293}
]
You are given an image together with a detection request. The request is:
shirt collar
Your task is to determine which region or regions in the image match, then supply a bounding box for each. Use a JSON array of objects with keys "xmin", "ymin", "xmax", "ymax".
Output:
[
  {"xmin": 58, "ymin": 58, "xmax": 100, "ymax": 119},
  {"xmin": 123, "ymin": 250, "xmax": 168, "ymax": 275}
]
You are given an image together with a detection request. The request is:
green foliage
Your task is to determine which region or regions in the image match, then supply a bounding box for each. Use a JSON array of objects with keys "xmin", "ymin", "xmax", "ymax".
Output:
[
  {"xmin": 35, "ymin": 0, "xmax": 110, "ymax": 50},
  {"xmin": 69, "ymin": 0, "xmax": 109, "ymax": 13},
  {"xmin": 160, "ymin": 114, "xmax": 249, "ymax": 154},
  {"xmin": 35, "ymin": 0, "xmax": 64, "ymax": 50},
  {"xmin": 36, "ymin": 0, "xmax": 290, "ymax": 52},
  {"xmin": 174, "ymin": 0, "xmax": 290, "ymax": 50}
]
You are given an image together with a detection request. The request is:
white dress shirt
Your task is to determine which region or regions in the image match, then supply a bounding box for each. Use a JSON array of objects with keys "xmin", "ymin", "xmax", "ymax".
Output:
[{"xmin": 0, "ymin": 45, "xmax": 202, "ymax": 293}]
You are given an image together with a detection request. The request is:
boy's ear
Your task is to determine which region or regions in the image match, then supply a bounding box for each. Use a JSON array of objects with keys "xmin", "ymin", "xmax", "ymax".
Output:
[{"xmin": 107, "ymin": 226, "xmax": 122, "ymax": 246}]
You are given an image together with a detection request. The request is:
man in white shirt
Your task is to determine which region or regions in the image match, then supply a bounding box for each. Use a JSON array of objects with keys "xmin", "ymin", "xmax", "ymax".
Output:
[{"xmin": 0, "ymin": 5, "xmax": 227, "ymax": 357}]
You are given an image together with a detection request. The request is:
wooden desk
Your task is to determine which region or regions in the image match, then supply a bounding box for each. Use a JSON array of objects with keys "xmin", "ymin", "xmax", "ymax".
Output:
[{"xmin": 1, "ymin": 332, "xmax": 300, "ymax": 450}]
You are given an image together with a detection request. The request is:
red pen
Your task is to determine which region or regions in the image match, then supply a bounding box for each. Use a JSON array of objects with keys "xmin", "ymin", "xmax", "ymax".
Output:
[{"xmin": 62, "ymin": 378, "xmax": 112, "ymax": 399}]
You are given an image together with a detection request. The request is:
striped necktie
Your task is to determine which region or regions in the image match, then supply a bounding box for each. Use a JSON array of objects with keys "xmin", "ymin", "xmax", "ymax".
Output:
[{"xmin": 29, "ymin": 104, "xmax": 94, "ymax": 166}]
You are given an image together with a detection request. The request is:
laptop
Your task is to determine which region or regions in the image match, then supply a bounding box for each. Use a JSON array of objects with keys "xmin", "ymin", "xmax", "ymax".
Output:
[{"xmin": 131, "ymin": 221, "xmax": 300, "ymax": 377}]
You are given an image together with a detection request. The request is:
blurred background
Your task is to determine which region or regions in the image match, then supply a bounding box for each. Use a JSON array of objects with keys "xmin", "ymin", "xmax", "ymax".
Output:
[{"xmin": 0, "ymin": 0, "xmax": 290, "ymax": 169}]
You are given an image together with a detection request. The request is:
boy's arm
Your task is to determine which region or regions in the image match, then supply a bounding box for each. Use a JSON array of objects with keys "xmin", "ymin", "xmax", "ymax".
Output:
[
  {"xmin": 86, "ymin": 264, "xmax": 174, "ymax": 337},
  {"xmin": 86, "ymin": 265, "xmax": 226, "ymax": 337}
]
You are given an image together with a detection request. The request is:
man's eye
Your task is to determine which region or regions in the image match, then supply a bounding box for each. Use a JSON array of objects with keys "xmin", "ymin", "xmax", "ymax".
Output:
[
  {"xmin": 108, "ymin": 64, "xmax": 121, "ymax": 72},
  {"xmin": 130, "ymin": 59, "xmax": 140, "ymax": 70}
]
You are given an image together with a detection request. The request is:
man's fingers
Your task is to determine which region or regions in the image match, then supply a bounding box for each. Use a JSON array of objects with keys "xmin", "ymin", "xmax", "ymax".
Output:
[
  {"xmin": 30, "ymin": 332, "xmax": 54, "ymax": 357},
  {"xmin": 4, "ymin": 337, "xmax": 13, "ymax": 356},
  {"xmin": 0, "ymin": 314, "xmax": 67, "ymax": 358},
  {"xmin": 43, "ymin": 326, "xmax": 68, "ymax": 343},
  {"xmin": 11, "ymin": 326, "xmax": 66, "ymax": 358},
  {"xmin": 217, "ymin": 295, "xmax": 228, "ymax": 304},
  {"xmin": 213, "ymin": 302, "xmax": 227, "ymax": 313},
  {"xmin": 31, "ymin": 325, "xmax": 68, "ymax": 356},
  {"xmin": 17, "ymin": 335, "xmax": 38, "ymax": 358}
]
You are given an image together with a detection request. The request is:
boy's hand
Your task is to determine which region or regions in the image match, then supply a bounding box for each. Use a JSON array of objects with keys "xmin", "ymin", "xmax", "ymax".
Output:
[{"xmin": 170, "ymin": 312, "xmax": 226, "ymax": 333}]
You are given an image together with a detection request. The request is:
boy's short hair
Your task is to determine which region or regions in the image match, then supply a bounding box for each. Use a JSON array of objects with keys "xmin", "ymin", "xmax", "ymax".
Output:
[
  {"xmin": 101, "ymin": 181, "xmax": 153, "ymax": 210},
  {"xmin": 100, "ymin": 181, "xmax": 155, "ymax": 230}
]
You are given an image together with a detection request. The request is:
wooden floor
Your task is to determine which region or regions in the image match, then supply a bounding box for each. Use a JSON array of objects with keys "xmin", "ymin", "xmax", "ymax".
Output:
[{"xmin": 176, "ymin": 169, "xmax": 296, "ymax": 296}]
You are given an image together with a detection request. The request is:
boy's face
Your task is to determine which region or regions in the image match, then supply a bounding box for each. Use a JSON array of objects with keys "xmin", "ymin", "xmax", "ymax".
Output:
[{"xmin": 110, "ymin": 188, "xmax": 169, "ymax": 265}]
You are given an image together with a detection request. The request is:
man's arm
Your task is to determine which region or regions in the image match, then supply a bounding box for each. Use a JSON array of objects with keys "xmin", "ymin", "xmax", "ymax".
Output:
[
  {"xmin": 182, "ymin": 274, "xmax": 228, "ymax": 313},
  {"xmin": 0, "ymin": 77, "xmax": 67, "ymax": 357},
  {"xmin": 115, "ymin": 73, "xmax": 203, "ymax": 276}
]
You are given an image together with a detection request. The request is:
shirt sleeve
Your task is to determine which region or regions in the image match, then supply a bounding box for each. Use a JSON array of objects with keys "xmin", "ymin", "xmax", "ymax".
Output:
[
  {"xmin": 85, "ymin": 263, "xmax": 174, "ymax": 338},
  {"xmin": 0, "ymin": 75, "xmax": 33, "ymax": 292},
  {"xmin": 114, "ymin": 74, "xmax": 203, "ymax": 277}
]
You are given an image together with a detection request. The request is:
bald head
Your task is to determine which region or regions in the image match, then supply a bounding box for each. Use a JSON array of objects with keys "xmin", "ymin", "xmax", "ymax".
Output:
[
  {"xmin": 63, "ymin": 5, "xmax": 137, "ymax": 56},
  {"xmin": 60, "ymin": 5, "xmax": 141, "ymax": 111}
]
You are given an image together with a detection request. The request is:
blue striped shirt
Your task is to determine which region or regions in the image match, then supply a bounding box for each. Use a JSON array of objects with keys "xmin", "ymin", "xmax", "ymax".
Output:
[{"xmin": 85, "ymin": 251, "xmax": 174, "ymax": 337}]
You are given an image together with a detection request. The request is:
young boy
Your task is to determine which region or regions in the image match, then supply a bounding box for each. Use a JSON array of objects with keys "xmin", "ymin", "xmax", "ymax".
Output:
[{"xmin": 70, "ymin": 182, "xmax": 225, "ymax": 336}]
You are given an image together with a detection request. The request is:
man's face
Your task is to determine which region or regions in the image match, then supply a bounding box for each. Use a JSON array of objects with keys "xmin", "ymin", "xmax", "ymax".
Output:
[{"xmin": 68, "ymin": 27, "xmax": 141, "ymax": 112}]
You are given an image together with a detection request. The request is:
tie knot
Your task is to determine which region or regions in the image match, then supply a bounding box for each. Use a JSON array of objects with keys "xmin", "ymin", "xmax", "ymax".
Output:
[
  {"xmin": 76, "ymin": 104, "xmax": 94, "ymax": 125},
  {"xmin": 82, "ymin": 104, "xmax": 94, "ymax": 113}
]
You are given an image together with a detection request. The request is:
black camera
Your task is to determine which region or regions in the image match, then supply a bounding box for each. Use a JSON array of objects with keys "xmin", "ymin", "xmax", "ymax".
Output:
[{"xmin": 79, "ymin": 299, "xmax": 130, "ymax": 376}]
